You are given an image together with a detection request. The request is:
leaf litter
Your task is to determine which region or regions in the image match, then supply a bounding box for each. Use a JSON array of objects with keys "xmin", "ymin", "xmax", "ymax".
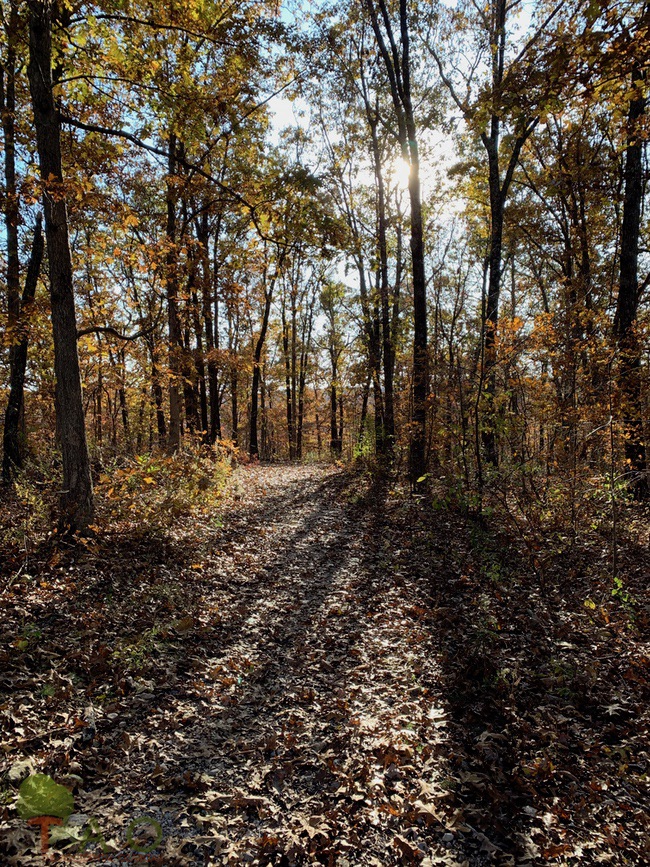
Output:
[{"xmin": 1, "ymin": 464, "xmax": 649, "ymax": 865}]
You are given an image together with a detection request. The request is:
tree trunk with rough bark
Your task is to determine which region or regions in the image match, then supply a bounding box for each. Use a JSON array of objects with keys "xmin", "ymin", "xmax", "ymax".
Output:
[
  {"xmin": 27, "ymin": 0, "xmax": 94, "ymax": 531},
  {"xmin": 614, "ymin": 67, "xmax": 648, "ymax": 499},
  {"xmin": 166, "ymin": 134, "xmax": 182, "ymax": 451},
  {"xmin": 365, "ymin": 0, "xmax": 427, "ymax": 486},
  {"xmin": 2, "ymin": 217, "xmax": 44, "ymax": 480},
  {"xmin": 478, "ymin": 0, "xmax": 538, "ymax": 467},
  {"xmin": 250, "ymin": 283, "xmax": 274, "ymax": 457}
]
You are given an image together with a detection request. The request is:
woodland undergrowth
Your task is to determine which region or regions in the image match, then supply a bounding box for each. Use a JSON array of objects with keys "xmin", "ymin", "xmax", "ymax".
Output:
[{"xmin": 0, "ymin": 444, "xmax": 233, "ymax": 580}]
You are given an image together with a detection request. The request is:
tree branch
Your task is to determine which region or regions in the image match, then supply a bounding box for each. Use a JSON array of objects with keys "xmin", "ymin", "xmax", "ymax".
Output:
[
  {"xmin": 67, "ymin": 13, "xmax": 234, "ymax": 47},
  {"xmin": 500, "ymin": 116, "xmax": 539, "ymax": 198},
  {"xmin": 426, "ymin": 43, "xmax": 471, "ymax": 119},
  {"xmin": 60, "ymin": 113, "xmax": 254, "ymax": 207},
  {"xmin": 77, "ymin": 324, "xmax": 155, "ymax": 342},
  {"xmin": 58, "ymin": 113, "xmax": 291, "ymax": 246}
]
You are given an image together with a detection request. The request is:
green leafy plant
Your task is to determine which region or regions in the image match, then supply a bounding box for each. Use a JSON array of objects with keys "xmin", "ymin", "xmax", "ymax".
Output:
[
  {"xmin": 112, "ymin": 625, "xmax": 163, "ymax": 672},
  {"xmin": 611, "ymin": 576, "xmax": 635, "ymax": 609},
  {"xmin": 14, "ymin": 623, "xmax": 42, "ymax": 652},
  {"xmin": 16, "ymin": 775, "xmax": 74, "ymax": 820}
]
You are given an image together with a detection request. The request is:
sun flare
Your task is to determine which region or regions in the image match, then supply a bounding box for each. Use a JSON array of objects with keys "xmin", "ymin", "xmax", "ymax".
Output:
[{"xmin": 391, "ymin": 157, "xmax": 411, "ymax": 189}]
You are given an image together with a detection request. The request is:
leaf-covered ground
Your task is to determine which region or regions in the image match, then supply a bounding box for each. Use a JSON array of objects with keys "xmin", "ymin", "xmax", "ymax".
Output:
[{"xmin": 1, "ymin": 464, "xmax": 649, "ymax": 865}]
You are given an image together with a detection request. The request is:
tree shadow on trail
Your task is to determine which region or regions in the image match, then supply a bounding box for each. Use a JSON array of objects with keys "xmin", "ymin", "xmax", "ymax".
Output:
[
  {"xmin": 3, "ymin": 467, "xmax": 388, "ymax": 863},
  {"xmin": 69, "ymin": 467, "xmax": 404, "ymax": 863}
]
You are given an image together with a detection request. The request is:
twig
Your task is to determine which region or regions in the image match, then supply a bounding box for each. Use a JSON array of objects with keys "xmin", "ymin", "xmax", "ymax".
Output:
[{"xmin": 6, "ymin": 562, "xmax": 25, "ymax": 591}]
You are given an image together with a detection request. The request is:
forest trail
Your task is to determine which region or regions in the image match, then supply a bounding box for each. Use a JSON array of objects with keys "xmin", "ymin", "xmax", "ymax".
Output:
[
  {"xmin": 138, "ymin": 462, "xmax": 461, "ymax": 865},
  {"xmin": 1, "ymin": 464, "xmax": 477, "ymax": 865},
  {"xmin": 2, "ymin": 463, "xmax": 649, "ymax": 865}
]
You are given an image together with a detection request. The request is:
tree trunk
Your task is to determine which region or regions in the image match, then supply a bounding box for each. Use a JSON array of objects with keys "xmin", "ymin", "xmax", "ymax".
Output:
[
  {"xmin": 1, "ymin": 0, "xmax": 21, "ymax": 481},
  {"xmin": 359, "ymin": 375, "xmax": 371, "ymax": 445},
  {"xmin": 359, "ymin": 101, "xmax": 387, "ymax": 455},
  {"xmin": 357, "ymin": 261, "xmax": 384, "ymax": 454},
  {"xmin": 291, "ymin": 292, "xmax": 298, "ymax": 458},
  {"xmin": 149, "ymin": 339, "xmax": 167, "ymax": 448},
  {"xmin": 477, "ymin": 0, "xmax": 538, "ymax": 466},
  {"xmin": 2, "ymin": 217, "xmax": 44, "ymax": 480},
  {"xmin": 118, "ymin": 348, "xmax": 130, "ymax": 448},
  {"xmin": 481, "ymin": 136, "xmax": 504, "ymax": 467},
  {"xmin": 195, "ymin": 217, "xmax": 212, "ymax": 443},
  {"xmin": 297, "ymin": 287, "xmax": 315, "ymax": 460},
  {"xmin": 365, "ymin": 0, "xmax": 428, "ymax": 486},
  {"xmin": 250, "ymin": 252, "xmax": 281, "ymax": 457},
  {"xmin": 135, "ymin": 388, "xmax": 146, "ymax": 452},
  {"xmin": 166, "ymin": 134, "xmax": 182, "ymax": 451},
  {"xmin": 329, "ymin": 345, "xmax": 342, "ymax": 455},
  {"xmin": 615, "ymin": 67, "xmax": 648, "ymax": 499},
  {"xmin": 330, "ymin": 382, "xmax": 340, "ymax": 455},
  {"xmin": 181, "ymin": 240, "xmax": 200, "ymax": 436},
  {"xmin": 407, "ymin": 131, "xmax": 428, "ymax": 485},
  {"xmin": 315, "ymin": 387, "xmax": 323, "ymax": 458},
  {"xmin": 28, "ymin": 1, "xmax": 94, "ymax": 532},
  {"xmin": 197, "ymin": 214, "xmax": 221, "ymax": 444},
  {"xmin": 210, "ymin": 221, "xmax": 223, "ymax": 442},
  {"xmin": 230, "ymin": 368, "xmax": 239, "ymax": 446},
  {"xmin": 260, "ymin": 372, "xmax": 270, "ymax": 459},
  {"xmin": 250, "ymin": 289, "xmax": 272, "ymax": 458},
  {"xmin": 193, "ymin": 288, "xmax": 209, "ymax": 442},
  {"xmin": 182, "ymin": 304, "xmax": 199, "ymax": 436},
  {"xmin": 282, "ymin": 300, "xmax": 295, "ymax": 459},
  {"xmin": 96, "ymin": 360, "xmax": 103, "ymax": 446}
]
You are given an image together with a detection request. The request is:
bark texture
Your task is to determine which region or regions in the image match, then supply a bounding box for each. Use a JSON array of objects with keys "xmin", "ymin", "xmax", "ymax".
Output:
[
  {"xmin": 614, "ymin": 68, "xmax": 648, "ymax": 499},
  {"xmin": 2, "ymin": 217, "xmax": 44, "ymax": 480},
  {"xmin": 28, "ymin": 0, "xmax": 94, "ymax": 531}
]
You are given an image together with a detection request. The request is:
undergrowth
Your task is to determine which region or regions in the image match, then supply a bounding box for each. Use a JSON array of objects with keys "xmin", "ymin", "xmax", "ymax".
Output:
[
  {"xmin": 0, "ymin": 445, "xmax": 233, "ymax": 575},
  {"xmin": 95, "ymin": 448, "xmax": 231, "ymax": 530}
]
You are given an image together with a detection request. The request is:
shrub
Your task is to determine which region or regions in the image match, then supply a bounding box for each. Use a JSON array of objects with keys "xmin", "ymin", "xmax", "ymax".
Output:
[{"xmin": 95, "ymin": 446, "xmax": 231, "ymax": 531}]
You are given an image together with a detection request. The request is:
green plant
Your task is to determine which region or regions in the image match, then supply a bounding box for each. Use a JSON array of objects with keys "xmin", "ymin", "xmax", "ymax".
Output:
[
  {"xmin": 0, "ymin": 473, "xmax": 51, "ymax": 554},
  {"xmin": 17, "ymin": 775, "xmax": 74, "ymax": 820},
  {"xmin": 611, "ymin": 576, "xmax": 635, "ymax": 609},
  {"xmin": 352, "ymin": 424, "xmax": 378, "ymax": 463},
  {"xmin": 15, "ymin": 622, "xmax": 42, "ymax": 651},
  {"xmin": 111, "ymin": 625, "xmax": 163, "ymax": 672}
]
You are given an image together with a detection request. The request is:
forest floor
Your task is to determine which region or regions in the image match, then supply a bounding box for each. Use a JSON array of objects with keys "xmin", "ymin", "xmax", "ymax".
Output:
[{"xmin": 1, "ymin": 463, "xmax": 649, "ymax": 866}]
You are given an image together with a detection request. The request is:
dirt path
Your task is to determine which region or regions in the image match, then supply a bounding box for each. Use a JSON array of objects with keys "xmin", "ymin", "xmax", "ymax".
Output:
[
  {"xmin": 134, "ymin": 463, "xmax": 457, "ymax": 865},
  {"xmin": 1, "ymin": 465, "xmax": 459, "ymax": 865},
  {"xmin": 2, "ymin": 463, "xmax": 649, "ymax": 865}
]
